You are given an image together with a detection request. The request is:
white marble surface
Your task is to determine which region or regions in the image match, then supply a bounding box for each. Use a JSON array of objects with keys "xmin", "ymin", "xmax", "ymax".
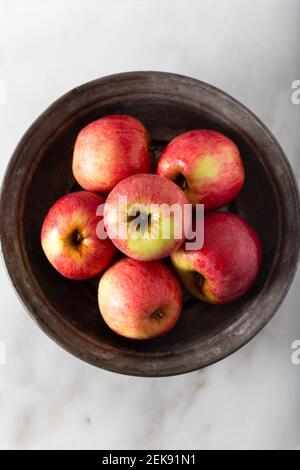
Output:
[{"xmin": 0, "ymin": 0, "xmax": 299, "ymax": 450}]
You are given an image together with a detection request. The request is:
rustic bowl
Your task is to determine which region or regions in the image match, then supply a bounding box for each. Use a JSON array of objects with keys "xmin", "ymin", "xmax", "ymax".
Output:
[{"xmin": 1, "ymin": 72, "xmax": 299, "ymax": 377}]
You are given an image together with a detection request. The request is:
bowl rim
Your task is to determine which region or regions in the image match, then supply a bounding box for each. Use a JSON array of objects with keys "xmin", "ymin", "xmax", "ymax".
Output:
[{"xmin": 1, "ymin": 71, "xmax": 300, "ymax": 377}]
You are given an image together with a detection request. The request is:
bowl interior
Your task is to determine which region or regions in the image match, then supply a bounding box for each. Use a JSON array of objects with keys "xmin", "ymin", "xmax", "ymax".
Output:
[
  {"xmin": 2, "ymin": 72, "xmax": 299, "ymax": 376},
  {"xmin": 21, "ymin": 99, "xmax": 277, "ymax": 356}
]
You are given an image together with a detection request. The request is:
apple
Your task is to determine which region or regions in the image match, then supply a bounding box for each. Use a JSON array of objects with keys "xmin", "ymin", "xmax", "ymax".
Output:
[
  {"xmin": 157, "ymin": 129, "xmax": 245, "ymax": 211},
  {"xmin": 72, "ymin": 114, "xmax": 152, "ymax": 193},
  {"xmin": 104, "ymin": 174, "xmax": 191, "ymax": 261},
  {"xmin": 98, "ymin": 257, "xmax": 182, "ymax": 339},
  {"xmin": 171, "ymin": 212, "xmax": 261, "ymax": 304},
  {"xmin": 41, "ymin": 191, "xmax": 116, "ymax": 280}
]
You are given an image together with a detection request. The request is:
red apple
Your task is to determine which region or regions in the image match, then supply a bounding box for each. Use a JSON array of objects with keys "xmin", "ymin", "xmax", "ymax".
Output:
[
  {"xmin": 171, "ymin": 212, "xmax": 261, "ymax": 304},
  {"xmin": 98, "ymin": 258, "xmax": 182, "ymax": 339},
  {"xmin": 157, "ymin": 129, "xmax": 245, "ymax": 211},
  {"xmin": 41, "ymin": 191, "xmax": 116, "ymax": 280},
  {"xmin": 104, "ymin": 174, "xmax": 191, "ymax": 261},
  {"xmin": 72, "ymin": 114, "xmax": 152, "ymax": 193}
]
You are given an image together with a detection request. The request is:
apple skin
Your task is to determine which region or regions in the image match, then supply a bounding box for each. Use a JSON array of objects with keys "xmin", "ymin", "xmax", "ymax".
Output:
[
  {"xmin": 72, "ymin": 114, "xmax": 152, "ymax": 193},
  {"xmin": 98, "ymin": 257, "xmax": 182, "ymax": 340},
  {"xmin": 157, "ymin": 130, "xmax": 245, "ymax": 211},
  {"xmin": 104, "ymin": 174, "xmax": 191, "ymax": 261},
  {"xmin": 41, "ymin": 191, "xmax": 117, "ymax": 280},
  {"xmin": 171, "ymin": 212, "xmax": 261, "ymax": 304}
]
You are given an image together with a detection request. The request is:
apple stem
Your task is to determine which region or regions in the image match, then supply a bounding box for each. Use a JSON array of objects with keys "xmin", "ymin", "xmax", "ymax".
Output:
[
  {"xmin": 192, "ymin": 271, "xmax": 204, "ymax": 291},
  {"xmin": 127, "ymin": 211, "xmax": 152, "ymax": 234},
  {"xmin": 70, "ymin": 228, "xmax": 83, "ymax": 246},
  {"xmin": 174, "ymin": 172, "xmax": 188, "ymax": 191},
  {"xmin": 151, "ymin": 310, "xmax": 164, "ymax": 320}
]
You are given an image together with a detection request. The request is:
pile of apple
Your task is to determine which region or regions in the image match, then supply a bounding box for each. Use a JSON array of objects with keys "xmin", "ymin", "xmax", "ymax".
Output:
[{"xmin": 41, "ymin": 115, "xmax": 261, "ymax": 340}]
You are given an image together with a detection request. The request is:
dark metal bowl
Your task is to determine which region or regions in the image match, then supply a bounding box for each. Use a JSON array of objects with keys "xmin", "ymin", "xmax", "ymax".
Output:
[{"xmin": 1, "ymin": 72, "xmax": 299, "ymax": 377}]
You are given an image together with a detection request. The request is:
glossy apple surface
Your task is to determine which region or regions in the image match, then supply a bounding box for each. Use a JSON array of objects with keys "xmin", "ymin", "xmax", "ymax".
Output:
[
  {"xmin": 157, "ymin": 129, "xmax": 245, "ymax": 211},
  {"xmin": 104, "ymin": 174, "xmax": 191, "ymax": 261},
  {"xmin": 41, "ymin": 191, "xmax": 116, "ymax": 280},
  {"xmin": 98, "ymin": 258, "xmax": 182, "ymax": 340},
  {"xmin": 171, "ymin": 212, "xmax": 261, "ymax": 304},
  {"xmin": 72, "ymin": 114, "xmax": 152, "ymax": 193}
]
